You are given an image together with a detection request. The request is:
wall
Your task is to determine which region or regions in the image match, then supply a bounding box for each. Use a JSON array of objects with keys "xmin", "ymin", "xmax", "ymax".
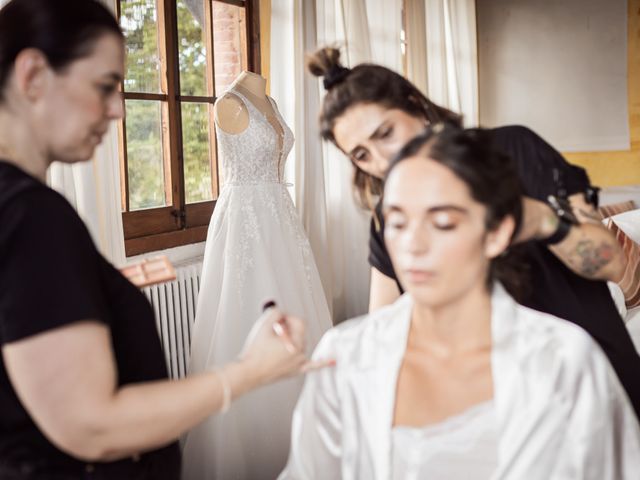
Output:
[
  {"xmin": 477, "ymin": 0, "xmax": 639, "ymax": 187},
  {"xmin": 478, "ymin": 0, "xmax": 629, "ymax": 152},
  {"xmin": 212, "ymin": 2, "xmax": 246, "ymax": 93},
  {"xmin": 260, "ymin": 0, "xmax": 272, "ymax": 91},
  {"xmin": 564, "ymin": 0, "xmax": 640, "ymax": 186}
]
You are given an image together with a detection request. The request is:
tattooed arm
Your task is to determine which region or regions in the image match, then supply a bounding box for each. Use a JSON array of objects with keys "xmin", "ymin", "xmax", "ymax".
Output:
[{"xmin": 514, "ymin": 194, "xmax": 626, "ymax": 282}]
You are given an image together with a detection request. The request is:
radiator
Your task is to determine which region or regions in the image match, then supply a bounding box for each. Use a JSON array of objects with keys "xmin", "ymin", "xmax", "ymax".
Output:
[{"xmin": 143, "ymin": 262, "xmax": 202, "ymax": 379}]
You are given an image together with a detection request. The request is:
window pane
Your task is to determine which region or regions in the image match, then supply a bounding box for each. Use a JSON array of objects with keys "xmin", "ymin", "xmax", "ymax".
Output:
[
  {"xmin": 182, "ymin": 102, "xmax": 213, "ymax": 203},
  {"xmin": 177, "ymin": 0, "xmax": 208, "ymax": 96},
  {"xmin": 125, "ymin": 100, "xmax": 167, "ymax": 210},
  {"xmin": 120, "ymin": 0, "xmax": 162, "ymax": 93},
  {"xmin": 213, "ymin": 2, "xmax": 248, "ymax": 94}
]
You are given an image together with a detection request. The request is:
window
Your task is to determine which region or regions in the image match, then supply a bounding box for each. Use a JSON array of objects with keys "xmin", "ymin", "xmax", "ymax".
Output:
[{"xmin": 117, "ymin": 0, "xmax": 260, "ymax": 256}]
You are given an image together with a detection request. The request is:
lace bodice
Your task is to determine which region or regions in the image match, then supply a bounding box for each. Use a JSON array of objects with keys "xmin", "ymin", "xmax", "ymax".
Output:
[{"xmin": 215, "ymin": 89, "xmax": 294, "ymax": 185}]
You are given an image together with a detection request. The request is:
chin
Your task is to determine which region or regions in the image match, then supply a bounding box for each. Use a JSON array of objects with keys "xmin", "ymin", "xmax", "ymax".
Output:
[
  {"xmin": 411, "ymin": 294, "xmax": 448, "ymax": 309},
  {"xmin": 404, "ymin": 278, "xmax": 464, "ymax": 307},
  {"xmin": 54, "ymin": 147, "xmax": 96, "ymax": 164},
  {"xmin": 404, "ymin": 284, "xmax": 444, "ymax": 307}
]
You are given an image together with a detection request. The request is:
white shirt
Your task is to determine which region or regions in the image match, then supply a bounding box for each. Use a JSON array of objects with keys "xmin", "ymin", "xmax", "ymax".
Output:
[{"xmin": 280, "ymin": 284, "xmax": 640, "ymax": 480}]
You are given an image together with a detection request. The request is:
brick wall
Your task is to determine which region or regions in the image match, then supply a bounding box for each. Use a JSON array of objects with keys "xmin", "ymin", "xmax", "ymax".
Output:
[{"xmin": 213, "ymin": 3, "xmax": 248, "ymax": 94}]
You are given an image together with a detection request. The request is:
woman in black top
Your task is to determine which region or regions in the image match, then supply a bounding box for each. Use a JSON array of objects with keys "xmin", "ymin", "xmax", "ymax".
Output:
[
  {"xmin": 0, "ymin": 1, "xmax": 324, "ymax": 478},
  {"xmin": 306, "ymin": 47, "xmax": 640, "ymax": 420}
]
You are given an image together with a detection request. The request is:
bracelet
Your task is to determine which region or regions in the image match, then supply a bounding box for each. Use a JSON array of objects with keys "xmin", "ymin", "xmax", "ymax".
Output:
[
  {"xmin": 540, "ymin": 216, "xmax": 573, "ymax": 246},
  {"xmin": 212, "ymin": 369, "xmax": 232, "ymax": 413}
]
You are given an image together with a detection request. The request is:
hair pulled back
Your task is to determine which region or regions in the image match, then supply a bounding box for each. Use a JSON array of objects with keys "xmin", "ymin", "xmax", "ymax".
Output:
[
  {"xmin": 388, "ymin": 124, "xmax": 530, "ymax": 300},
  {"xmin": 307, "ymin": 46, "xmax": 462, "ymax": 209},
  {"xmin": 0, "ymin": 0, "xmax": 122, "ymax": 102}
]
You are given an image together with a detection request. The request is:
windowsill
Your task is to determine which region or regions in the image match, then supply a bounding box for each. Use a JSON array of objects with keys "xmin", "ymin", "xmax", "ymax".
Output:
[
  {"xmin": 123, "ymin": 224, "xmax": 209, "ymax": 257},
  {"xmin": 124, "ymin": 241, "xmax": 206, "ymax": 268}
]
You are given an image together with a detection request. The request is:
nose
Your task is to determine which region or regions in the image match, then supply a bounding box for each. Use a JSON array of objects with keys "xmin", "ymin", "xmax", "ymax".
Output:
[
  {"xmin": 404, "ymin": 222, "xmax": 431, "ymax": 258},
  {"xmin": 107, "ymin": 92, "xmax": 125, "ymax": 120},
  {"xmin": 368, "ymin": 148, "xmax": 392, "ymax": 178}
]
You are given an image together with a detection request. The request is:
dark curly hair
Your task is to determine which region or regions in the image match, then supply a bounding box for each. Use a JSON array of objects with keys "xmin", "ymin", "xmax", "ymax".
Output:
[
  {"xmin": 307, "ymin": 46, "xmax": 462, "ymax": 210},
  {"xmin": 387, "ymin": 124, "xmax": 530, "ymax": 300}
]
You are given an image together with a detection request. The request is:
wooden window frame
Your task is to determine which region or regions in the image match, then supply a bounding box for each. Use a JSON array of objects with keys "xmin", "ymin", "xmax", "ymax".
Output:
[{"xmin": 117, "ymin": 0, "xmax": 261, "ymax": 256}]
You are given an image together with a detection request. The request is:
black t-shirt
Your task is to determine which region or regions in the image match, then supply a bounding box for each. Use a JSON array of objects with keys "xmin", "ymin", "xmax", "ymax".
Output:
[
  {"xmin": 0, "ymin": 161, "xmax": 180, "ymax": 478},
  {"xmin": 369, "ymin": 125, "xmax": 640, "ymax": 419}
]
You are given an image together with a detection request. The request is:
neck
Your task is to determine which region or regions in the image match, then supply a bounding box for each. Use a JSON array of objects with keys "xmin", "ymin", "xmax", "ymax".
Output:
[
  {"xmin": 0, "ymin": 107, "xmax": 49, "ymax": 181},
  {"xmin": 233, "ymin": 71, "xmax": 267, "ymax": 99},
  {"xmin": 409, "ymin": 282, "xmax": 493, "ymax": 356}
]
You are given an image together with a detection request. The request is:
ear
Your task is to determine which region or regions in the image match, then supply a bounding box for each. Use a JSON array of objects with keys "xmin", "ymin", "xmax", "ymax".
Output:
[
  {"xmin": 485, "ymin": 215, "xmax": 516, "ymax": 259},
  {"xmin": 12, "ymin": 49, "xmax": 50, "ymax": 102}
]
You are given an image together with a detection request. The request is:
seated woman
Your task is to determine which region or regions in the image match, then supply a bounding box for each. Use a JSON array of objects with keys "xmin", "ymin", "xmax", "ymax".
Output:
[
  {"xmin": 306, "ymin": 47, "xmax": 640, "ymax": 423},
  {"xmin": 280, "ymin": 125, "xmax": 640, "ymax": 479}
]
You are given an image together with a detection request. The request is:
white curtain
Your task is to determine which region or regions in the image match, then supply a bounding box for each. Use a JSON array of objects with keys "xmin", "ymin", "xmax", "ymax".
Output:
[
  {"xmin": 271, "ymin": 0, "xmax": 402, "ymax": 322},
  {"xmin": 406, "ymin": 0, "xmax": 479, "ymax": 126},
  {"xmin": 270, "ymin": 0, "xmax": 335, "ymax": 315},
  {"xmin": 48, "ymin": 124, "xmax": 126, "ymax": 265},
  {"xmin": 46, "ymin": 0, "xmax": 126, "ymax": 266}
]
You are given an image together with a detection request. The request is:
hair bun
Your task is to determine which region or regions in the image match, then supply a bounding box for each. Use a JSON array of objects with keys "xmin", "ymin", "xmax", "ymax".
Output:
[
  {"xmin": 306, "ymin": 47, "xmax": 351, "ymax": 90},
  {"xmin": 322, "ymin": 65, "xmax": 350, "ymax": 90}
]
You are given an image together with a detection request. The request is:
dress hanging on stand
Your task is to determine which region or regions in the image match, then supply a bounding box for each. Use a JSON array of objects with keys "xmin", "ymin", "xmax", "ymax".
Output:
[{"xmin": 181, "ymin": 87, "xmax": 332, "ymax": 480}]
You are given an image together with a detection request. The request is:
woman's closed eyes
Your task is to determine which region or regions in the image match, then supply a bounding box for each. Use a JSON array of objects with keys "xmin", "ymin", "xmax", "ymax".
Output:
[{"xmin": 385, "ymin": 210, "xmax": 463, "ymax": 232}]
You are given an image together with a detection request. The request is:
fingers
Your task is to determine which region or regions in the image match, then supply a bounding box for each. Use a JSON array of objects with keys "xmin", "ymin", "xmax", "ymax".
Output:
[
  {"xmin": 263, "ymin": 311, "xmax": 308, "ymax": 360},
  {"xmin": 283, "ymin": 315, "xmax": 307, "ymax": 351},
  {"xmin": 262, "ymin": 307, "xmax": 284, "ymax": 324},
  {"xmin": 272, "ymin": 319, "xmax": 297, "ymax": 354},
  {"xmin": 239, "ymin": 307, "xmax": 285, "ymax": 358}
]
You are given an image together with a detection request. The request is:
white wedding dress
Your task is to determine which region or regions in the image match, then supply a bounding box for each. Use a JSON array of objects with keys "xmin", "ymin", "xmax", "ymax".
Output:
[{"xmin": 181, "ymin": 88, "xmax": 332, "ymax": 480}]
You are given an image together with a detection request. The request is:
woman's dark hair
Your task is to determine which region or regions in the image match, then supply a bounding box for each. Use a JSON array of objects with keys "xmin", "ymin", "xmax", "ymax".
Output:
[
  {"xmin": 0, "ymin": 0, "xmax": 123, "ymax": 102},
  {"xmin": 306, "ymin": 46, "xmax": 462, "ymax": 210},
  {"xmin": 387, "ymin": 124, "xmax": 530, "ymax": 300}
]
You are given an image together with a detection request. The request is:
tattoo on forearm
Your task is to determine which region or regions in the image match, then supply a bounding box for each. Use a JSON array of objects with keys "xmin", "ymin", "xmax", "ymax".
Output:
[{"xmin": 569, "ymin": 239, "xmax": 614, "ymax": 276}]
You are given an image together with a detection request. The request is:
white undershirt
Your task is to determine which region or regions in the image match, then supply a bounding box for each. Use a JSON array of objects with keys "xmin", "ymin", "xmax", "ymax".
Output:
[{"xmin": 391, "ymin": 400, "xmax": 498, "ymax": 480}]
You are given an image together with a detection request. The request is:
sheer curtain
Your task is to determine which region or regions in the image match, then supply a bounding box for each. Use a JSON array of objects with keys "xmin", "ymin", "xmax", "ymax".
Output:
[
  {"xmin": 405, "ymin": 0, "xmax": 479, "ymax": 126},
  {"xmin": 270, "ymin": 0, "xmax": 402, "ymax": 322},
  {"xmin": 47, "ymin": 124, "xmax": 126, "ymax": 265}
]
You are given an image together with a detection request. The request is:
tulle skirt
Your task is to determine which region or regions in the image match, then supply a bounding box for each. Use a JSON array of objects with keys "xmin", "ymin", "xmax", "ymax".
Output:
[{"xmin": 181, "ymin": 183, "xmax": 332, "ymax": 480}]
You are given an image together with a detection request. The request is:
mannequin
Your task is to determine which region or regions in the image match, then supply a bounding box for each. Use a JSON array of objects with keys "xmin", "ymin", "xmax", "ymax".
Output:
[
  {"xmin": 183, "ymin": 70, "xmax": 333, "ymax": 479},
  {"xmin": 215, "ymin": 71, "xmax": 284, "ymax": 142}
]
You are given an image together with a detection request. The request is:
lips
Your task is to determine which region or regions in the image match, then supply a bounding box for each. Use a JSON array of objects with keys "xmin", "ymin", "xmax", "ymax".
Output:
[{"xmin": 403, "ymin": 269, "xmax": 436, "ymax": 283}]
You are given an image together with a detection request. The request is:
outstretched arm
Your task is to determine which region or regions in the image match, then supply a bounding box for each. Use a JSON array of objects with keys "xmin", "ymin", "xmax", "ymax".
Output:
[
  {"xmin": 514, "ymin": 194, "xmax": 625, "ymax": 282},
  {"xmin": 3, "ymin": 309, "xmax": 311, "ymax": 462}
]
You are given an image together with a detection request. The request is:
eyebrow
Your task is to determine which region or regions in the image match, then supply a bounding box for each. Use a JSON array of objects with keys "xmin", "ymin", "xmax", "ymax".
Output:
[
  {"xmin": 382, "ymin": 204, "xmax": 469, "ymax": 216},
  {"xmin": 103, "ymin": 72, "xmax": 123, "ymax": 83},
  {"xmin": 347, "ymin": 121, "xmax": 389, "ymax": 157},
  {"xmin": 369, "ymin": 121, "xmax": 390, "ymax": 140}
]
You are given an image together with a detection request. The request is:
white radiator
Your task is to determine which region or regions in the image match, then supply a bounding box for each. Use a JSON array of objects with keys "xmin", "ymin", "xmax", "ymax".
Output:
[{"xmin": 143, "ymin": 262, "xmax": 202, "ymax": 379}]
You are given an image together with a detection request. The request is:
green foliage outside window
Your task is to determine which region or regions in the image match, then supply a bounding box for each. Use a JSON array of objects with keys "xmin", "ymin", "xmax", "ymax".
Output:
[{"xmin": 120, "ymin": 0, "xmax": 214, "ymax": 211}]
